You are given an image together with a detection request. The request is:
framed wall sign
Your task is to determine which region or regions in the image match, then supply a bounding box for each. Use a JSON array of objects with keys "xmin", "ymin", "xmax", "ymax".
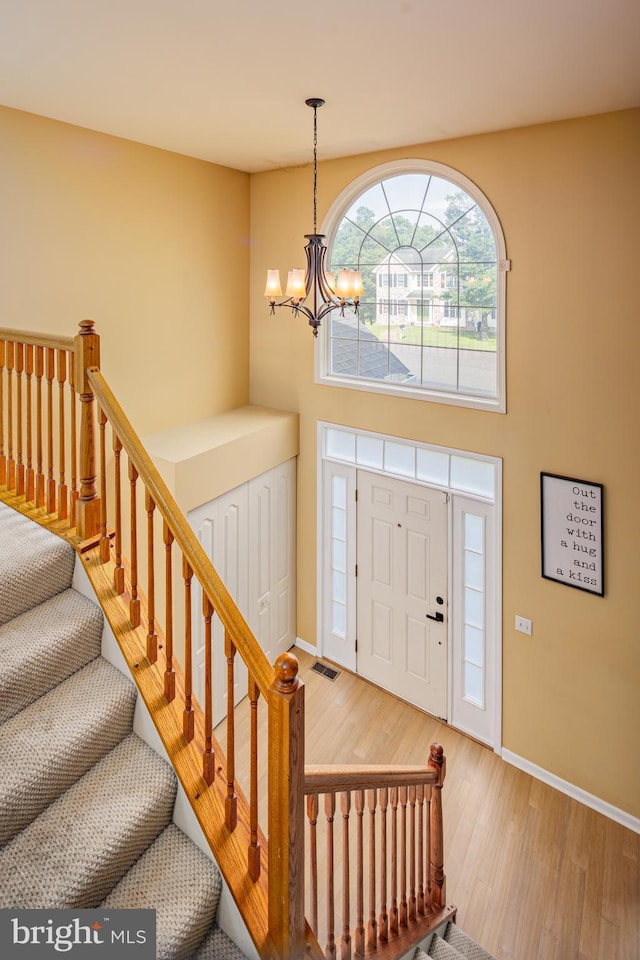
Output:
[{"xmin": 541, "ymin": 472, "xmax": 604, "ymax": 596}]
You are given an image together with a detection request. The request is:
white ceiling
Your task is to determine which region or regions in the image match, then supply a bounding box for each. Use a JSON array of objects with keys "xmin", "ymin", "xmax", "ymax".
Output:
[{"xmin": 1, "ymin": 0, "xmax": 639, "ymax": 173}]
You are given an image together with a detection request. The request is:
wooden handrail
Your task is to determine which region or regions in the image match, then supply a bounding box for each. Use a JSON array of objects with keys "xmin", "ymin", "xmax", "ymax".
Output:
[
  {"xmin": 304, "ymin": 765, "xmax": 440, "ymax": 794},
  {"xmin": 0, "ymin": 328, "xmax": 74, "ymax": 351},
  {"xmin": 86, "ymin": 367, "xmax": 275, "ymax": 698}
]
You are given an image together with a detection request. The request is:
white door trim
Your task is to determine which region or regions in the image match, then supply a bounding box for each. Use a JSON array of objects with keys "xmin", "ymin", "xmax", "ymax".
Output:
[{"xmin": 316, "ymin": 422, "xmax": 502, "ymax": 752}]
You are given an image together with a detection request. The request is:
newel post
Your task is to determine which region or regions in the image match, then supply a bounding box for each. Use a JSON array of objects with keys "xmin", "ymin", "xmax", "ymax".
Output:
[
  {"xmin": 268, "ymin": 652, "xmax": 305, "ymax": 959},
  {"xmin": 428, "ymin": 743, "xmax": 446, "ymax": 908},
  {"xmin": 73, "ymin": 320, "xmax": 101, "ymax": 540}
]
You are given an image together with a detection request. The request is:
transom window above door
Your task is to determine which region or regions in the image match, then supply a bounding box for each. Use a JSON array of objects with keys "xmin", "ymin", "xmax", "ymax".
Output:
[{"xmin": 317, "ymin": 160, "xmax": 508, "ymax": 412}]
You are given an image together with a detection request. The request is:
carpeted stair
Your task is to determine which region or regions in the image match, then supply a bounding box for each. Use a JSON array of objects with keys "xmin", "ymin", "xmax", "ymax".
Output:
[
  {"xmin": 0, "ymin": 501, "xmax": 247, "ymax": 960},
  {"xmin": 417, "ymin": 920, "xmax": 497, "ymax": 960}
]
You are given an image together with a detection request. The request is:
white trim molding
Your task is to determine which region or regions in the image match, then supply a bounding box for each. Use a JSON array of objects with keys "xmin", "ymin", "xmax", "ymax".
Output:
[
  {"xmin": 315, "ymin": 421, "xmax": 502, "ymax": 749},
  {"xmin": 502, "ymin": 749, "xmax": 640, "ymax": 835},
  {"xmin": 294, "ymin": 636, "xmax": 317, "ymax": 658}
]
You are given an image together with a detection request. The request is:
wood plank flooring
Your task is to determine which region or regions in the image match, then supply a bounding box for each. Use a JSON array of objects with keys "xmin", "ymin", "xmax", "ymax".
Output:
[{"xmin": 217, "ymin": 649, "xmax": 640, "ymax": 960}]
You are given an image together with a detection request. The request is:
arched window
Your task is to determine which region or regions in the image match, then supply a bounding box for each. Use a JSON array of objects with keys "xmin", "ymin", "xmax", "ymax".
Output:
[{"xmin": 317, "ymin": 161, "xmax": 508, "ymax": 412}]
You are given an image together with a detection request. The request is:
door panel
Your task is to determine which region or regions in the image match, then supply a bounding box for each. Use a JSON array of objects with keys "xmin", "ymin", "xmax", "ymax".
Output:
[
  {"xmin": 357, "ymin": 471, "xmax": 448, "ymax": 719},
  {"xmin": 191, "ymin": 485, "xmax": 248, "ymax": 727}
]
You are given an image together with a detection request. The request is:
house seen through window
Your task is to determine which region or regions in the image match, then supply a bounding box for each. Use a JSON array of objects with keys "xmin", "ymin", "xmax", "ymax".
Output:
[{"xmin": 321, "ymin": 162, "xmax": 507, "ymax": 410}]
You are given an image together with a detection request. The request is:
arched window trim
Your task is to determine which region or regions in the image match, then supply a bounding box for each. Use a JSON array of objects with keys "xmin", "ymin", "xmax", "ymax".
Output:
[{"xmin": 315, "ymin": 159, "xmax": 509, "ymax": 414}]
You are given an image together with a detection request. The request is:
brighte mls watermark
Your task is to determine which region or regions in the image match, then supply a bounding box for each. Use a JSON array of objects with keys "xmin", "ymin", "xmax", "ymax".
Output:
[{"xmin": 0, "ymin": 910, "xmax": 156, "ymax": 958}]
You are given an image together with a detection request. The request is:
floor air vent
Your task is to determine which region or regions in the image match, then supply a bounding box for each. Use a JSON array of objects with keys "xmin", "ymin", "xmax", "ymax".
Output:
[{"xmin": 311, "ymin": 661, "xmax": 340, "ymax": 682}]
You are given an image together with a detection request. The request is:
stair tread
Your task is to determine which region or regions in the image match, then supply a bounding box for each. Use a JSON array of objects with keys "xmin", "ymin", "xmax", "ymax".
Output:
[
  {"xmin": 103, "ymin": 823, "xmax": 222, "ymax": 960},
  {"xmin": 0, "ymin": 732, "xmax": 177, "ymax": 908},
  {"xmin": 419, "ymin": 924, "xmax": 498, "ymax": 960},
  {"xmin": 421, "ymin": 935, "xmax": 463, "ymax": 959},
  {"xmin": 0, "ymin": 503, "xmax": 75, "ymax": 625},
  {"xmin": 0, "ymin": 656, "xmax": 137, "ymax": 845},
  {"xmin": 444, "ymin": 922, "xmax": 497, "ymax": 960},
  {"xmin": 191, "ymin": 925, "xmax": 248, "ymax": 960},
  {"xmin": 0, "ymin": 587, "xmax": 103, "ymax": 723}
]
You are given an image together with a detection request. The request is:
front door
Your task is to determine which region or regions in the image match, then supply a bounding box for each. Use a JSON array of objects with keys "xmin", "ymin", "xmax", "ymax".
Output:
[{"xmin": 356, "ymin": 471, "xmax": 448, "ymax": 719}]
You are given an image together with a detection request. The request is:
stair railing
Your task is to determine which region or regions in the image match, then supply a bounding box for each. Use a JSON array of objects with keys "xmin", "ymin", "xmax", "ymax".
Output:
[
  {"xmin": 1, "ymin": 320, "xmax": 453, "ymax": 960},
  {"xmin": 0, "ymin": 320, "xmax": 305, "ymax": 960},
  {"xmin": 303, "ymin": 746, "xmax": 450, "ymax": 960},
  {"xmin": 0, "ymin": 328, "xmax": 79, "ymax": 524}
]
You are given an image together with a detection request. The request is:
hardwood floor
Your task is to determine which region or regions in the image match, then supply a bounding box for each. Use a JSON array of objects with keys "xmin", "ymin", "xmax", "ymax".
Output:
[{"xmin": 217, "ymin": 649, "xmax": 640, "ymax": 960}]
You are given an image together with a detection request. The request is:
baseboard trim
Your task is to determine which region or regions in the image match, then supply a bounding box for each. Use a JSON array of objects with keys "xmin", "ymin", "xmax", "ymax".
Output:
[
  {"xmin": 294, "ymin": 637, "xmax": 317, "ymax": 657},
  {"xmin": 502, "ymin": 749, "xmax": 640, "ymax": 835}
]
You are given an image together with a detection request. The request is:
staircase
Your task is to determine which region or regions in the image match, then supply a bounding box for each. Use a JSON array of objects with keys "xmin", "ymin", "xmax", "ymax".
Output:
[
  {"xmin": 0, "ymin": 500, "xmax": 247, "ymax": 960},
  {"xmin": 0, "ymin": 320, "xmax": 466, "ymax": 960},
  {"xmin": 418, "ymin": 920, "xmax": 496, "ymax": 959}
]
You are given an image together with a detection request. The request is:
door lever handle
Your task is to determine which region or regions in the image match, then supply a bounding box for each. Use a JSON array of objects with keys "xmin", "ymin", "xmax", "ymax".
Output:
[{"xmin": 426, "ymin": 611, "xmax": 444, "ymax": 622}]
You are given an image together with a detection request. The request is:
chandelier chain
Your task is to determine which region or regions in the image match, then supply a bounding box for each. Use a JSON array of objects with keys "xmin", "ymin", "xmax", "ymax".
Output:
[{"xmin": 313, "ymin": 104, "xmax": 318, "ymax": 235}]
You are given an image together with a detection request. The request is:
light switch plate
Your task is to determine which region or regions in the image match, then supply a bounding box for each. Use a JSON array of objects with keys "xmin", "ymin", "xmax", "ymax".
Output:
[{"xmin": 515, "ymin": 615, "xmax": 532, "ymax": 635}]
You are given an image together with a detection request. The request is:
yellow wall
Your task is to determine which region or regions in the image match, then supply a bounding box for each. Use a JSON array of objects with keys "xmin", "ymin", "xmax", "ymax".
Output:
[
  {"xmin": 249, "ymin": 109, "xmax": 640, "ymax": 818},
  {"xmin": 0, "ymin": 105, "xmax": 251, "ymax": 436},
  {"xmin": 1, "ymin": 102, "xmax": 637, "ymax": 819}
]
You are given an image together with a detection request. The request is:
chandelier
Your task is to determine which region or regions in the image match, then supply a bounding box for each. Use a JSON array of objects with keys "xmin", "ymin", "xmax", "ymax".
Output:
[{"xmin": 264, "ymin": 98, "xmax": 364, "ymax": 337}]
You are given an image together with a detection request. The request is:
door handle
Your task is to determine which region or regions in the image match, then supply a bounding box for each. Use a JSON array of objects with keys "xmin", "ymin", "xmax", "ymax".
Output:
[{"xmin": 426, "ymin": 611, "xmax": 444, "ymax": 622}]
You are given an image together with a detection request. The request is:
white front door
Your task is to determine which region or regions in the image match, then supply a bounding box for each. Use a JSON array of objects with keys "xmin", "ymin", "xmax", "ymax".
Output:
[{"xmin": 357, "ymin": 471, "xmax": 449, "ymax": 719}]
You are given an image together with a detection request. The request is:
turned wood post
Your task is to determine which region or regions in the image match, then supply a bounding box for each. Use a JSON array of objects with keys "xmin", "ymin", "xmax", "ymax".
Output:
[
  {"xmin": 428, "ymin": 743, "xmax": 446, "ymax": 908},
  {"xmin": 268, "ymin": 652, "xmax": 305, "ymax": 960},
  {"xmin": 73, "ymin": 320, "xmax": 101, "ymax": 539}
]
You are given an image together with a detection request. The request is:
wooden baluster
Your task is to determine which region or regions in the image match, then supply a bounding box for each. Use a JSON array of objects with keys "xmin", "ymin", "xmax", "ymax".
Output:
[
  {"xmin": 182, "ymin": 557, "xmax": 194, "ymax": 742},
  {"xmin": 6, "ymin": 341, "xmax": 15, "ymax": 490},
  {"xmin": 45, "ymin": 346, "xmax": 55, "ymax": 513},
  {"xmin": 425, "ymin": 785, "xmax": 432, "ymax": 910},
  {"xmin": 25, "ymin": 344, "xmax": 34, "ymax": 501},
  {"xmin": 73, "ymin": 319, "xmax": 101, "ymax": 539},
  {"xmin": 409, "ymin": 785, "xmax": 417, "ymax": 922},
  {"xmin": 15, "ymin": 343, "xmax": 24, "ymax": 496},
  {"xmin": 202, "ymin": 595, "xmax": 214, "ymax": 784},
  {"xmin": 145, "ymin": 493, "xmax": 158, "ymax": 663},
  {"xmin": 128, "ymin": 459, "xmax": 140, "ymax": 627},
  {"xmin": 98, "ymin": 408, "xmax": 110, "ymax": 562},
  {"xmin": 68, "ymin": 356, "xmax": 78, "ymax": 525},
  {"xmin": 389, "ymin": 787, "xmax": 399, "ymax": 937},
  {"xmin": 325, "ymin": 792, "xmax": 337, "ymax": 960},
  {"xmin": 417, "ymin": 784, "xmax": 425, "ymax": 916},
  {"xmin": 56, "ymin": 349, "xmax": 67, "ymax": 519},
  {"xmin": 367, "ymin": 790, "xmax": 377, "ymax": 950},
  {"xmin": 307, "ymin": 794, "xmax": 319, "ymax": 938},
  {"xmin": 399, "ymin": 786, "xmax": 408, "ymax": 927},
  {"xmin": 224, "ymin": 630, "xmax": 237, "ymax": 831},
  {"xmin": 35, "ymin": 345, "xmax": 45, "ymax": 506},
  {"xmin": 0, "ymin": 339, "xmax": 5, "ymax": 485},
  {"xmin": 340, "ymin": 791, "xmax": 352, "ymax": 960},
  {"xmin": 267, "ymin": 653, "xmax": 305, "ymax": 960},
  {"xmin": 113, "ymin": 435, "xmax": 124, "ymax": 593},
  {"xmin": 378, "ymin": 787, "xmax": 389, "ymax": 942},
  {"xmin": 354, "ymin": 789, "xmax": 365, "ymax": 958},
  {"xmin": 428, "ymin": 744, "xmax": 446, "ymax": 909},
  {"xmin": 248, "ymin": 674, "xmax": 261, "ymax": 879},
  {"xmin": 163, "ymin": 523, "xmax": 176, "ymax": 702}
]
